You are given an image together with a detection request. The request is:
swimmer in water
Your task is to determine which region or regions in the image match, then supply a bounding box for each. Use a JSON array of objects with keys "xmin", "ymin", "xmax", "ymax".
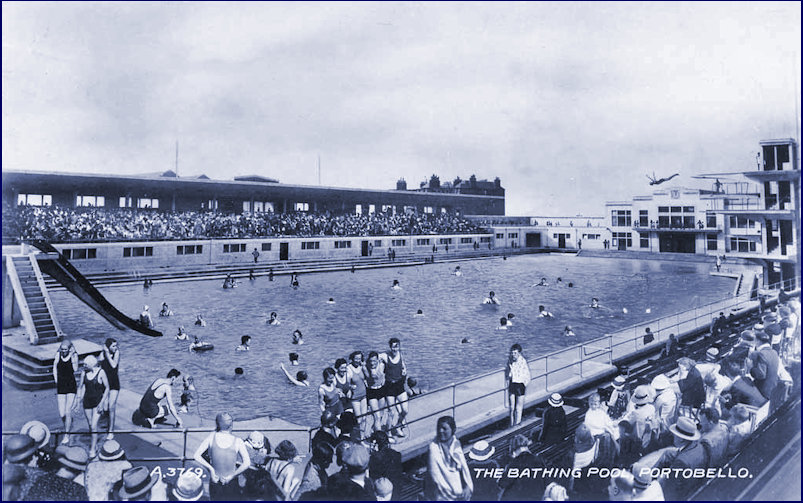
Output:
[
  {"xmin": 326, "ymin": 298, "xmax": 336, "ymax": 304},
  {"xmin": 533, "ymin": 277, "xmax": 548, "ymax": 287},
  {"xmin": 281, "ymin": 364, "xmax": 309, "ymax": 387},
  {"xmin": 292, "ymin": 329, "xmax": 304, "ymax": 345},
  {"xmin": 290, "ymin": 273, "xmax": 300, "ymax": 289},
  {"xmin": 506, "ymin": 313, "xmax": 515, "ymax": 326},
  {"xmin": 556, "ymin": 277, "xmax": 562, "ymax": 283},
  {"xmin": 234, "ymin": 367, "xmax": 244, "ymax": 377},
  {"xmin": 139, "ymin": 305, "xmax": 154, "ymax": 328},
  {"xmin": 567, "ymin": 282, "xmax": 573, "ymax": 288},
  {"xmin": 195, "ymin": 314, "xmax": 207, "ymax": 327},
  {"xmin": 189, "ymin": 336, "xmax": 211, "ymax": 352},
  {"xmin": 483, "ymin": 291, "xmax": 501, "ymax": 305},
  {"xmin": 223, "ymin": 273, "xmax": 235, "ymax": 289},
  {"xmin": 453, "ymin": 266, "xmax": 462, "ymax": 277},
  {"xmin": 289, "ymin": 353, "xmax": 299, "ymax": 366},
  {"xmin": 538, "ymin": 305, "xmax": 554, "ymax": 318},
  {"xmin": 176, "ymin": 326, "xmax": 188, "ymax": 340},
  {"xmin": 461, "ymin": 337, "xmax": 471, "ymax": 344},
  {"xmin": 249, "ymin": 269, "xmax": 256, "ymax": 281},
  {"xmin": 268, "ymin": 312, "xmax": 280, "ymax": 325},
  {"xmin": 496, "ymin": 317, "xmax": 509, "ymax": 330},
  {"xmin": 590, "ymin": 298, "xmax": 600, "ymax": 309},
  {"xmin": 391, "ymin": 279, "xmax": 401, "ymax": 290},
  {"xmin": 414, "ymin": 309, "xmax": 424, "ymax": 317},
  {"xmin": 236, "ymin": 335, "xmax": 251, "ymax": 351},
  {"xmin": 564, "ymin": 325, "xmax": 576, "ymax": 337},
  {"xmin": 159, "ymin": 302, "xmax": 173, "ymax": 317}
]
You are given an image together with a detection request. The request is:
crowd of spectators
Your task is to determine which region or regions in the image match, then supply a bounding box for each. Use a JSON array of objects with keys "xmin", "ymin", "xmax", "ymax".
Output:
[{"xmin": 2, "ymin": 204, "xmax": 485, "ymax": 243}]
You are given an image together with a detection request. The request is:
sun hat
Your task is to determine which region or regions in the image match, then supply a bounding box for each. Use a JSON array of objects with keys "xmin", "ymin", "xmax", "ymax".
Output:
[
  {"xmin": 632, "ymin": 385, "xmax": 652, "ymax": 405},
  {"xmin": 764, "ymin": 323, "xmax": 782, "ymax": 337},
  {"xmin": 740, "ymin": 330, "xmax": 756, "ymax": 342},
  {"xmin": 246, "ymin": 431, "xmax": 265, "ymax": 450},
  {"xmin": 4, "ymin": 434, "xmax": 37, "ymax": 463},
  {"xmin": 705, "ymin": 347, "xmax": 719, "ymax": 362},
  {"xmin": 20, "ymin": 420, "xmax": 50, "ymax": 450},
  {"xmin": 669, "ymin": 417, "xmax": 700, "ymax": 442},
  {"xmin": 762, "ymin": 313, "xmax": 778, "ymax": 324},
  {"xmin": 342, "ymin": 442, "xmax": 370, "ymax": 471},
  {"xmin": 632, "ymin": 463, "xmax": 652, "ymax": 490},
  {"xmin": 612, "ymin": 376, "xmax": 627, "ymax": 389},
  {"xmin": 548, "ymin": 392, "xmax": 564, "ymax": 407},
  {"xmin": 119, "ymin": 466, "xmax": 158, "ymax": 499},
  {"xmin": 755, "ymin": 329, "xmax": 771, "ymax": 342},
  {"xmin": 172, "ymin": 470, "xmax": 204, "ymax": 501},
  {"xmin": 651, "ymin": 374, "xmax": 670, "ymax": 391},
  {"xmin": 573, "ymin": 425, "xmax": 595, "ymax": 454},
  {"xmin": 57, "ymin": 445, "xmax": 89, "ymax": 471},
  {"xmin": 468, "ymin": 440, "xmax": 495, "ymax": 461},
  {"xmin": 98, "ymin": 439, "xmax": 125, "ymax": 461},
  {"xmin": 753, "ymin": 323, "xmax": 764, "ymax": 332}
]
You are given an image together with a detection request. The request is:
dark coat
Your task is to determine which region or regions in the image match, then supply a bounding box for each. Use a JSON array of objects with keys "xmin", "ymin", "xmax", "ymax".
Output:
[
  {"xmin": 678, "ymin": 366, "xmax": 706, "ymax": 408},
  {"xmin": 467, "ymin": 458, "xmax": 501, "ymax": 502},
  {"xmin": 498, "ymin": 451, "xmax": 548, "ymax": 501},
  {"xmin": 727, "ymin": 377, "xmax": 768, "ymax": 408},
  {"xmin": 540, "ymin": 406, "xmax": 567, "ymax": 445},
  {"xmin": 326, "ymin": 471, "xmax": 376, "ymax": 501},
  {"xmin": 369, "ymin": 447, "xmax": 403, "ymax": 495},
  {"xmin": 665, "ymin": 441, "xmax": 710, "ymax": 500},
  {"xmin": 749, "ymin": 345, "xmax": 780, "ymax": 400}
]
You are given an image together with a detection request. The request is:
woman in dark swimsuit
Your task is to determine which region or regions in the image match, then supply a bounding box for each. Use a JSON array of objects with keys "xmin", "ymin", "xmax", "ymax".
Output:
[
  {"xmin": 53, "ymin": 340, "xmax": 79, "ymax": 445},
  {"xmin": 99, "ymin": 338, "xmax": 120, "ymax": 440},
  {"xmin": 78, "ymin": 355, "xmax": 108, "ymax": 458},
  {"xmin": 137, "ymin": 369, "xmax": 183, "ymax": 429}
]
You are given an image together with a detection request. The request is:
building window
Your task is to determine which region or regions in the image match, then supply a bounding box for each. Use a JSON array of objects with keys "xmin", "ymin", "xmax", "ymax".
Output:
[
  {"xmin": 496, "ymin": 233, "xmax": 504, "ymax": 239},
  {"xmin": 480, "ymin": 237, "xmax": 491, "ymax": 243},
  {"xmin": 706, "ymin": 215, "xmax": 717, "ymax": 228},
  {"xmin": 17, "ymin": 194, "xmax": 52, "ymax": 206},
  {"xmin": 295, "ymin": 202, "xmax": 310, "ymax": 212},
  {"xmin": 177, "ymin": 245, "xmax": 203, "ymax": 255},
  {"xmin": 123, "ymin": 246, "xmax": 153, "ymax": 257},
  {"xmin": 460, "ymin": 237, "xmax": 474, "ymax": 244},
  {"xmin": 611, "ymin": 210, "xmax": 631, "ymax": 227},
  {"xmin": 639, "ymin": 210, "xmax": 648, "ymax": 227},
  {"xmin": 381, "ymin": 204, "xmax": 394, "ymax": 213},
  {"xmin": 119, "ymin": 197, "xmax": 133, "ymax": 208},
  {"xmin": 508, "ymin": 233, "xmax": 518, "ymax": 238},
  {"xmin": 728, "ymin": 216, "xmax": 756, "ymax": 229},
  {"xmin": 76, "ymin": 195, "xmax": 105, "ymax": 207},
  {"xmin": 368, "ymin": 204, "xmax": 376, "ymax": 215},
  {"xmin": 438, "ymin": 238, "xmax": 452, "ymax": 245},
  {"xmin": 261, "ymin": 243, "xmax": 272, "ymax": 251},
  {"xmin": 582, "ymin": 234, "xmax": 600, "ymax": 240},
  {"xmin": 729, "ymin": 237, "xmax": 757, "ymax": 253},
  {"xmin": 612, "ymin": 232, "xmax": 632, "ymax": 247},
  {"xmin": 137, "ymin": 198, "xmax": 159, "ymax": 209},
  {"xmin": 391, "ymin": 239, "xmax": 406, "ymax": 246},
  {"xmin": 640, "ymin": 232, "xmax": 649, "ymax": 248},
  {"xmin": 707, "ymin": 234, "xmax": 718, "ymax": 251},
  {"xmin": 301, "ymin": 241, "xmax": 320, "ymax": 250},
  {"xmin": 374, "ymin": 240, "xmax": 383, "ymax": 247},
  {"xmin": 682, "ymin": 216, "xmax": 695, "ymax": 228},
  {"xmin": 658, "ymin": 206, "xmax": 669, "ymax": 213},
  {"xmin": 334, "ymin": 241, "xmax": 352, "ymax": 249},
  {"xmin": 223, "ymin": 244, "xmax": 247, "ymax": 253},
  {"xmin": 204, "ymin": 200, "xmax": 218, "ymax": 210},
  {"xmin": 423, "ymin": 206, "xmax": 433, "ymax": 214},
  {"xmin": 415, "ymin": 238, "xmax": 430, "ymax": 246},
  {"xmin": 63, "ymin": 248, "xmax": 97, "ymax": 260},
  {"xmin": 683, "ymin": 206, "xmax": 695, "ymax": 213}
]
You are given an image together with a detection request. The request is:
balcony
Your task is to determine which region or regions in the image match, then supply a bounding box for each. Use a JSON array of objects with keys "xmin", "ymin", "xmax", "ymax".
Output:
[{"xmin": 633, "ymin": 223, "xmax": 721, "ymax": 233}]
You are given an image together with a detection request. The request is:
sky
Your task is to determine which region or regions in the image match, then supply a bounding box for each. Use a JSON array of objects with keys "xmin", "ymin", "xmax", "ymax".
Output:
[{"xmin": 2, "ymin": 1, "xmax": 800, "ymax": 216}]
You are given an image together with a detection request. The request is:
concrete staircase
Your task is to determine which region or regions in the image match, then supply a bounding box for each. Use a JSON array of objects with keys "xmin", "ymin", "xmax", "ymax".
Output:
[
  {"xmin": 2, "ymin": 337, "xmax": 102, "ymax": 390},
  {"xmin": 6, "ymin": 255, "xmax": 62, "ymax": 344}
]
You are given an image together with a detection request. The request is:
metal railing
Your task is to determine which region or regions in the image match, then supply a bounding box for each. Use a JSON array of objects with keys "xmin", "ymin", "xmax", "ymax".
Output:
[{"xmin": 5, "ymin": 279, "xmax": 796, "ymax": 466}]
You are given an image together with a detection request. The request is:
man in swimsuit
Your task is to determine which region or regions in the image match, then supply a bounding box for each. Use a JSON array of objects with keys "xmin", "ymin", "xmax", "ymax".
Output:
[
  {"xmin": 380, "ymin": 338, "xmax": 409, "ymax": 438},
  {"xmin": 77, "ymin": 355, "xmax": 109, "ymax": 458},
  {"xmin": 136, "ymin": 369, "xmax": 183, "ymax": 429},
  {"xmin": 483, "ymin": 291, "xmax": 500, "ymax": 305},
  {"xmin": 53, "ymin": 340, "xmax": 79, "ymax": 445},
  {"xmin": 193, "ymin": 412, "xmax": 251, "ymax": 500},
  {"xmin": 99, "ymin": 338, "xmax": 120, "ymax": 440}
]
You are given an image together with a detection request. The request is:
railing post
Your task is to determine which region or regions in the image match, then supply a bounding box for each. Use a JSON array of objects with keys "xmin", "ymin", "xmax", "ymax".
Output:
[
  {"xmin": 579, "ymin": 345, "xmax": 584, "ymax": 378},
  {"xmin": 452, "ymin": 384, "xmax": 457, "ymax": 419},
  {"xmin": 182, "ymin": 428, "xmax": 188, "ymax": 468},
  {"xmin": 608, "ymin": 335, "xmax": 613, "ymax": 365}
]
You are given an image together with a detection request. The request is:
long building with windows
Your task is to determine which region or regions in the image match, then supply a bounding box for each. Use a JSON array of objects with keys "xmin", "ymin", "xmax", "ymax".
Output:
[{"xmin": 2, "ymin": 170, "xmax": 505, "ymax": 216}]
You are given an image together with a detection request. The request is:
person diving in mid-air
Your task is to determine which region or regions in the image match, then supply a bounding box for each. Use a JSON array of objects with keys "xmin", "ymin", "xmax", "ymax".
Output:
[{"xmin": 647, "ymin": 172, "xmax": 679, "ymax": 186}]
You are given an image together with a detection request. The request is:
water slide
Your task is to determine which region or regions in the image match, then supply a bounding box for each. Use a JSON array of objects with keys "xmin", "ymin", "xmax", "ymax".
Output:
[{"xmin": 28, "ymin": 240, "xmax": 163, "ymax": 337}]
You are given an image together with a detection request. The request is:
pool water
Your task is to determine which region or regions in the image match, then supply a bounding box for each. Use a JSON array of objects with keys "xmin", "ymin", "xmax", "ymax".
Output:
[{"xmin": 49, "ymin": 255, "xmax": 734, "ymax": 425}]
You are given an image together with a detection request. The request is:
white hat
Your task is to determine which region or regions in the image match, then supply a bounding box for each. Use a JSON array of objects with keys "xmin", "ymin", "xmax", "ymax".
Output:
[
  {"xmin": 468, "ymin": 440, "xmax": 496, "ymax": 461},
  {"xmin": 548, "ymin": 393, "xmax": 564, "ymax": 407},
  {"xmin": 651, "ymin": 374, "xmax": 670, "ymax": 391},
  {"xmin": 246, "ymin": 431, "xmax": 265, "ymax": 449}
]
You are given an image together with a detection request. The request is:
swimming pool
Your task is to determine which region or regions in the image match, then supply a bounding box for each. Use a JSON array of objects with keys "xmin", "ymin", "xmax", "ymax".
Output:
[{"xmin": 49, "ymin": 254, "xmax": 734, "ymax": 425}]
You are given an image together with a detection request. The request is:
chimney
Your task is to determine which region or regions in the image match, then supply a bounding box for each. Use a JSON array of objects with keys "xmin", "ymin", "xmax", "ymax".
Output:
[{"xmin": 396, "ymin": 178, "xmax": 407, "ymax": 191}]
